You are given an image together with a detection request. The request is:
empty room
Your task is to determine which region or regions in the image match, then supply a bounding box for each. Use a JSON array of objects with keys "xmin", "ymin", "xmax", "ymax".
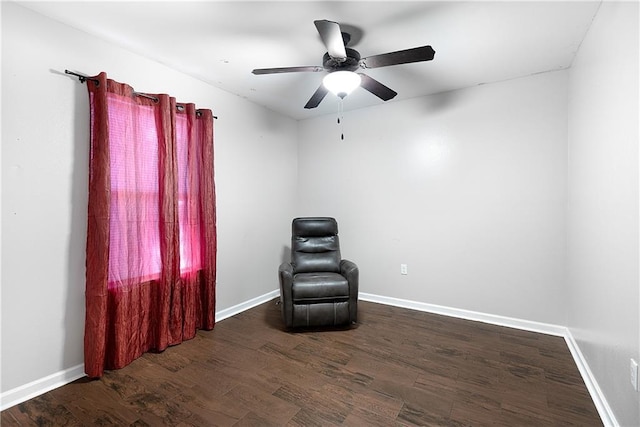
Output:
[{"xmin": 1, "ymin": 1, "xmax": 639, "ymax": 426}]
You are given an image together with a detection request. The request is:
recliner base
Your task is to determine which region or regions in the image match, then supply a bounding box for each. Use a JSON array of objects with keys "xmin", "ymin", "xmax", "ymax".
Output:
[{"xmin": 291, "ymin": 301, "xmax": 351, "ymax": 328}]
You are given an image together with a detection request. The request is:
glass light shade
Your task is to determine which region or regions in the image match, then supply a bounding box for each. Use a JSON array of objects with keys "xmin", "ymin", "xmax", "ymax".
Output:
[{"xmin": 323, "ymin": 71, "xmax": 361, "ymax": 98}]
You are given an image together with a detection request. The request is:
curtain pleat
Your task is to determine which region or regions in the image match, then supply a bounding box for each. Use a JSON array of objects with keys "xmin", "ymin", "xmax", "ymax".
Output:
[{"xmin": 84, "ymin": 72, "xmax": 216, "ymax": 377}]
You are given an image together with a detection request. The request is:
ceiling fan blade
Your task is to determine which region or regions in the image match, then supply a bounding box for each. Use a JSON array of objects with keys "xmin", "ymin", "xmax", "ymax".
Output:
[
  {"xmin": 252, "ymin": 66, "xmax": 323, "ymax": 75},
  {"xmin": 361, "ymin": 45, "xmax": 435, "ymax": 69},
  {"xmin": 359, "ymin": 74, "xmax": 397, "ymax": 101},
  {"xmin": 314, "ymin": 20, "xmax": 347, "ymax": 61},
  {"xmin": 304, "ymin": 84, "xmax": 329, "ymax": 109}
]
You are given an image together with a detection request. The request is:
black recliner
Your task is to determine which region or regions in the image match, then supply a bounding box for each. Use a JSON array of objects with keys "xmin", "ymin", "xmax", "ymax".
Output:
[{"xmin": 278, "ymin": 217, "xmax": 358, "ymax": 328}]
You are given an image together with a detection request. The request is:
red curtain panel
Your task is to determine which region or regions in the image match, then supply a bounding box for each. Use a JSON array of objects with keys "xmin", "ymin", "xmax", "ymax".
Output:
[{"xmin": 84, "ymin": 72, "xmax": 216, "ymax": 377}]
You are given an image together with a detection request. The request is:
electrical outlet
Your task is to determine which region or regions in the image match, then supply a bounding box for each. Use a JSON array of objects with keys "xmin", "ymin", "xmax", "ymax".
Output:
[
  {"xmin": 400, "ymin": 264, "xmax": 408, "ymax": 275},
  {"xmin": 631, "ymin": 359, "xmax": 638, "ymax": 391}
]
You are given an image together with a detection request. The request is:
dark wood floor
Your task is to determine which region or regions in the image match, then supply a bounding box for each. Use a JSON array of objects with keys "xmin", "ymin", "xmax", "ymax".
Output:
[{"xmin": 2, "ymin": 300, "xmax": 602, "ymax": 426}]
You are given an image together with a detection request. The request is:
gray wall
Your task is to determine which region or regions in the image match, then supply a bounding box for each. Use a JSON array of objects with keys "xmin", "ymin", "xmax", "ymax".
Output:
[
  {"xmin": 567, "ymin": 2, "xmax": 640, "ymax": 426},
  {"xmin": 298, "ymin": 70, "xmax": 568, "ymax": 326}
]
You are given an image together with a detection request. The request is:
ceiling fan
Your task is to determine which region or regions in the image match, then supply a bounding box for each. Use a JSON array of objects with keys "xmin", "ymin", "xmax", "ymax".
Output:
[{"xmin": 252, "ymin": 20, "xmax": 436, "ymax": 109}]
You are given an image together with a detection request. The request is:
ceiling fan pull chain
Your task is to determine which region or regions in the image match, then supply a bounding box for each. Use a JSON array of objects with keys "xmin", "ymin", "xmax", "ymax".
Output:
[{"xmin": 338, "ymin": 98, "xmax": 345, "ymax": 140}]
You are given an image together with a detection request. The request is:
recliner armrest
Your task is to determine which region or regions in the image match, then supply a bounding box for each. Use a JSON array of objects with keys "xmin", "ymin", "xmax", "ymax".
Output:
[
  {"xmin": 340, "ymin": 259, "xmax": 359, "ymax": 323},
  {"xmin": 340, "ymin": 259, "xmax": 359, "ymax": 294},
  {"xmin": 340, "ymin": 259, "xmax": 358, "ymax": 278},
  {"xmin": 340, "ymin": 259, "xmax": 359, "ymax": 299},
  {"xmin": 279, "ymin": 261, "xmax": 294, "ymax": 275},
  {"xmin": 278, "ymin": 262, "xmax": 294, "ymax": 327}
]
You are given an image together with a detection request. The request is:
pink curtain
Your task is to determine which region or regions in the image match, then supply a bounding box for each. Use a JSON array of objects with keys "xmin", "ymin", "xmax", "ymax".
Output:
[{"xmin": 84, "ymin": 72, "xmax": 216, "ymax": 377}]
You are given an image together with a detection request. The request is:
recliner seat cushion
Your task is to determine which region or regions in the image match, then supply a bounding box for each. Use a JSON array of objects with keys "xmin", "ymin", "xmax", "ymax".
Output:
[{"xmin": 292, "ymin": 272, "xmax": 349, "ymax": 302}]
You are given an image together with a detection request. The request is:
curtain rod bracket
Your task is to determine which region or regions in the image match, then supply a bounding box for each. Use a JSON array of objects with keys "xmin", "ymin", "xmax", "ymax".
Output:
[{"xmin": 65, "ymin": 69, "xmax": 99, "ymax": 85}]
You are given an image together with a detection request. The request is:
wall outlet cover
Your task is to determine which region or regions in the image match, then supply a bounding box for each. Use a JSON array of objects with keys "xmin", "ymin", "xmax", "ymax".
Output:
[{"xmin": 631, "ymin": 358, "xmax": 638, "ymax": 391}]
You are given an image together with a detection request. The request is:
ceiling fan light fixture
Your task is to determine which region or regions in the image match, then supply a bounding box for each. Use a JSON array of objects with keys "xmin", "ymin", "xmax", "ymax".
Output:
[{"xmin": 323, "ymin": 71, "xmax": 361, "ymax": 98}]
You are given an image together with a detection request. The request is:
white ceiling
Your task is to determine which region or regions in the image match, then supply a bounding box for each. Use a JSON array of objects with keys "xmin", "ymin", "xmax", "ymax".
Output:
[{"xmin": 20, "ymin": 1, "xmax": 601, "ymax": 120}]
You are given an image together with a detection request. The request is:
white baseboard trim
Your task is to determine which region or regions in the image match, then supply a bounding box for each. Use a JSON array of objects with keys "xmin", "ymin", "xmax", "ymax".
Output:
[
  {"xmin": 359, "ymin": 292, "xmax": 567, "ymax": 336},
  {"xmin": 1, "ymin": 290, "xmax": 618, "ymax": 427},
  {"xmin": 359, "ymin": 292, "xmax": 618, "ymax": 427},
  {"xmin": 564, "ymin": 330, "xmax": 618, "ymax": 427},
  {"xmin": 215, "ymin": 289, "xmax": 280, "ymax": 322},
  {"xmin": 0, "ymin": 364, "xmax": 85, "ymax": 411},
  {"xmin": 0, "ymin": 290, "xmax": 280, "ymax": 412}
]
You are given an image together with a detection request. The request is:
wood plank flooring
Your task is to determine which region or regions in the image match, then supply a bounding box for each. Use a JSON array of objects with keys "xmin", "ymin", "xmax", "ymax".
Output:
[{"xmin": 2, "ymin": 300, "xmax": 602, "ymax": 426}]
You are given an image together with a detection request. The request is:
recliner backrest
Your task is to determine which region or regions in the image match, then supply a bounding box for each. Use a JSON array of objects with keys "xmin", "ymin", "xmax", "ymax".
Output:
[{"xmin": 291, "ymin": 217, "xmax": 341, "ymax": 274}]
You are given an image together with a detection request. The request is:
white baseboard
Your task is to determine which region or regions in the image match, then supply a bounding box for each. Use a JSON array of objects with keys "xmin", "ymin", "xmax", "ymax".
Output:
[
  {"xmin": 0, "ymin": 290, "xmax": 280, "ymax": 411},
  {"xmin": 359, "ymin": 292, "xmax": 618, "ymax": 427},
  {"xmin": 564, "ymin": 331, "xmax": 618, "ymax": 427},
  {"xmin": 1, "ymin": 290, "xmax": 618, "ymax": 427},
  {"xmin": 0, "ymin": 364, "xmax": 85, "ymax": 411},
  {"xmin": 359, "ymin": 292, "xmax": 567, "ymax": 336},
  {"xmin": 215, "ymin": 289, "xmax": 279, "ymax": 322}
]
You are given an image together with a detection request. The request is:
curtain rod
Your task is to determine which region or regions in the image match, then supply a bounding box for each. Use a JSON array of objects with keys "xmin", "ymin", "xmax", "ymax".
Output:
[
  {"xmin": 65, "ymin": 69, "xmax": 217, "ymax": 119},
  {"xmin": 65, "ymin": 69, "xmax": 100, "ymax": 85}
]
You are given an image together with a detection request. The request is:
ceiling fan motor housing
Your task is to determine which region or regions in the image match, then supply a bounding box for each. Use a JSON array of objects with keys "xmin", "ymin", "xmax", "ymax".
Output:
[{"xmin": 323, "ymin": 47, "xmax": 361, "ymax": 72}]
